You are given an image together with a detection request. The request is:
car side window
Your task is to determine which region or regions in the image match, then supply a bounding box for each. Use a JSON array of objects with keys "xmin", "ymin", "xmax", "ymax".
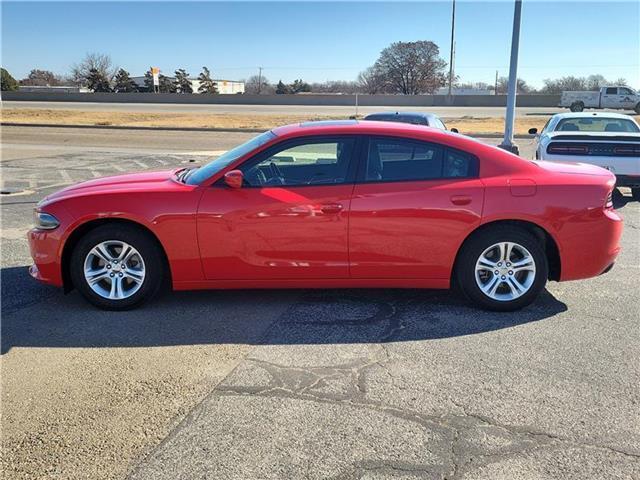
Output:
[
  {"xmin": 619, "ymin": 87, "xmax": 632, "ymax": 95},
  {"xmin": 240, "ymin": 139, "xmax": 355, "ymax": 187},
  {"xmin": 364, "ymin": 138, "xmax": 443, "ymax": 182},
  {"xmin": 605, "ymin": 87, "xmax": 617, "ymax": 95}
]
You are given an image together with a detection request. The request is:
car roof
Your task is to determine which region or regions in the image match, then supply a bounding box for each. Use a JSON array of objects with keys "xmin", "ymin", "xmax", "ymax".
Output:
[
  {"xmin": 551, "ymin": 112, "xmax": 637, "ymax": 121},
  {"xmin": 272, "ymin": 119, "xmax": 440, "ymax": 137},
  {"xmin": 363, "ymin": 111, "xmax": 439, "ymax": 120}
]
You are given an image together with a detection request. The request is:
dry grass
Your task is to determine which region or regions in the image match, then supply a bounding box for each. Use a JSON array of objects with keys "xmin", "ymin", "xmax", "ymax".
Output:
[
  {"xmin": 1, "ymin": 108, "xmax": 337, "ymax": 130},
  {"xmin": 3, "ymin": 108, "xmax": 639, "ymax": 135}
]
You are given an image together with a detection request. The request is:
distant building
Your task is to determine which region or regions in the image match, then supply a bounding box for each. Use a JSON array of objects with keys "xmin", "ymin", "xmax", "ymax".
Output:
[
  {"xmin": 130, "ymin": 76, "xmax": 245, "ymax": 94},
  {"xmin": 18, "ymin": 85, "xmax": 90, "ymax": 93},
  {"xmin": 435, "ymin": 87, "xmax": 493, "ymax": 96}
]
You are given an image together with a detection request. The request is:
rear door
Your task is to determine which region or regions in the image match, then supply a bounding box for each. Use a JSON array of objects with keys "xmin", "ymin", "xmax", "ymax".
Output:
[
  {"xmin": 601, "ymin": 87, "xmax": 624, "ymax": 108},
  {"xmin": 349, "ymin": 136, "xmax": 484, "ymax": 279}
]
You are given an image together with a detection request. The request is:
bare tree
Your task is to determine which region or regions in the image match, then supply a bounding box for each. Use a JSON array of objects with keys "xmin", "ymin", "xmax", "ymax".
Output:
[
  {"xmin": 356, "ymin": 67, "xmax": 388, "ymax": 94},
  {"xmin": 495, "ymin": 76, "xmax": 532, "ymax": 94},
  {"xmin": 70, "ymin": 53, "xmax": 117, "ymax": 87},
  {"xmin": 541, "ymin": 76, "xmax": 587, "ymax": 94},
  {"xmin": 245, "ymin": 74, "xmax": 273, "ymax": 94},
  {"xmin": 20, "ymin": 69, "xmax": 65, "ymax": 86},
  {"xmin": 371, "ymin": 41, "xmax": 447, "ymax": 94}
]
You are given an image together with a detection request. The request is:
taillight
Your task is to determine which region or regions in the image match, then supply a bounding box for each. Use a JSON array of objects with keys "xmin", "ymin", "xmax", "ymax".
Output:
[
  {"xmin": 605, "ymin": 191, "xmax": 613, "ymax": 209},
  {"xmin": 547, "ymin": 144, "xmax": 589, "ymax": 155},
  {"xmin": 613, "ymin": 145, "xmax": 640, "ymax": 155}
]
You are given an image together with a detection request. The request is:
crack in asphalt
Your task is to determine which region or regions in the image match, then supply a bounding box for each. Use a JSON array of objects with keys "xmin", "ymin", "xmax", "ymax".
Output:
[{"xmin": 215, "ymin": 355, "xmax": 640, "ymax": 479}]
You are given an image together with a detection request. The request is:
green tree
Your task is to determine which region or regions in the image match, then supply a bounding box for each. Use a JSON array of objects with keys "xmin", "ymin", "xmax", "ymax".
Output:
[
  {"xmin": 144, "ymin": 69, "xmax": 154, "ymax": 92},
  {"xmin": 113, "ymin": 68, "xmax": 138, "ymax": 92},
  {"xmin": 174, "ymin": 69, "xmax": 192, "ymax": 94},
  {"xmin": 86, "ymin": 68, "xmax": 111, "ymax": 92},
  {"xmin": 275, "ymin": 80, "xmax": 291, "ymax": 94},
  {"xmin": 159, "ymin": 75, "xmax": 175, "ymax": 93},
  {"xmin": 197, "ymin": 67, "xmax": 218, "ymax": 94},
  {"xmin": 1, "ymin": 68, "xmax": 19, "ymax": 91},
  {"xmin": 290, "ymin": 79, "xmax": 311, "ymax": 93}
]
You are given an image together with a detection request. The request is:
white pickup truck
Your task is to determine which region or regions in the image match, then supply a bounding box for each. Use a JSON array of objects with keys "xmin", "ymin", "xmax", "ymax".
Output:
[{"xmin": 560, "ymin": 86, "xmax": 640, "ymax": 114}]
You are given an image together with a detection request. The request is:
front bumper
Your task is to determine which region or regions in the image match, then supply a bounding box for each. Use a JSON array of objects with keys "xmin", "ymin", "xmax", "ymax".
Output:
[{"xmin": 28, "ymin": 228, "xmax": 64, "ymax": 287}]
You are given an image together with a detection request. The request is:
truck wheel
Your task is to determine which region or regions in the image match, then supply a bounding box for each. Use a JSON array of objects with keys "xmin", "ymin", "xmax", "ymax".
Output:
[
  {"xmin": 632, "ymin": 188, "xmax": 640, "ymax": 201},
  {"xmin": 635, "ymin": 103, "xmax": 640, "ymax": 115},
  {"xmin": 570, "ymin": 101, "xmax": 584, "ymax": 112}
]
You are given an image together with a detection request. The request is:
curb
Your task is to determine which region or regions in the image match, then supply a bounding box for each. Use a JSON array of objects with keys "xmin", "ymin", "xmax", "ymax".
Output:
[
  {"xmin": 0, "ymin": 122, "xmax": 534, "ymax": 139},
  {"xmin": 0, "ymin": 122, "xmax": 267, "ymax": 134}
]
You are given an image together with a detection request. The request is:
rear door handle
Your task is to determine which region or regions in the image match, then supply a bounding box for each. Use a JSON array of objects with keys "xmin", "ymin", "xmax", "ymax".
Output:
[
  {"xmin": 320, "ymin": 203, "xmax": 344, "ymax": 214},
  {"xmin": 450, "ymin": 195, "xmax": 472, "ymax": 206}
]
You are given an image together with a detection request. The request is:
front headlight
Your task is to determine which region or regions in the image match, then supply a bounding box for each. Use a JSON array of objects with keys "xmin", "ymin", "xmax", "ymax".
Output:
[{"xmin": 33, "ymin": 211, "xmax": 60, "ymax": 230}]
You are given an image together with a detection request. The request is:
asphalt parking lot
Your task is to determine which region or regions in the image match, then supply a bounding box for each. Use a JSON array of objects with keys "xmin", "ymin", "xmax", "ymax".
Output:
[{"xmin": 1, "ymin": 125, "xmax": 639, "ymax": 480}]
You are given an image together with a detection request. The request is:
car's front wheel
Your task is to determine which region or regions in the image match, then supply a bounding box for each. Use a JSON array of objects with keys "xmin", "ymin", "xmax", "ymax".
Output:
[
  {"xmin": 70, "ymin": 224, "xmax": 164, "ymax": 310},
  {"xmin": 456, "ymin": 227, "xmax": 548, "ymax": 311}
]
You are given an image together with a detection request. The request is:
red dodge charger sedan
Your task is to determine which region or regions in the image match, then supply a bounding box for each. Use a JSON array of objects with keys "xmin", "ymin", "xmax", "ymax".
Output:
[{"xmin": 29, "ymin": 120, "xmax": 622, "ymax": 311}]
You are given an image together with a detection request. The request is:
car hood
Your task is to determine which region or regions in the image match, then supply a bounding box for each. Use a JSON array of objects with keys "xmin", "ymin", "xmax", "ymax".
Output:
[
  {"xmin": 533, "ymin": 160, "xmax": 614, "ymax": 177},
  {"xmin": 41, "ymin": 169, "xmax": 180, "ymax": 205}
]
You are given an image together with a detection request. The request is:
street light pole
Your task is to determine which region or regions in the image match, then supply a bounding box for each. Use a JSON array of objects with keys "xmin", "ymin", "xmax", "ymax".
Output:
[
  {"xmin": 257, "ymin": 67, "xmax": 263, "ymax": 95},
  {"xmin": 498, "ymin": 0, "xmax": 522, "ymax": 155},
  {"xmin": 447, "ymin": 0, "xmax": 456, "ymax": 98}
]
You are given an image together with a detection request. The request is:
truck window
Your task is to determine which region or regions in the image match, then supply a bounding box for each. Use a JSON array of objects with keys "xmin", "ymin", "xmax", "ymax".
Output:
[
  {"xmin": 619, "ymin": 87, "xmax": 633, "ymax": 95},
  {"xmin": 605, "ymin": 87, "xmax": 617, "ymax": 95}
]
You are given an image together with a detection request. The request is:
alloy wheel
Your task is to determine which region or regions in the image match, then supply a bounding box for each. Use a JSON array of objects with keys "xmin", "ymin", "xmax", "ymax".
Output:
[
  {"xmin": 474, "ymin": 241, "xmax": 536, "ymax": 301},
  {"xmin": 83, "ymin": 240, "xmax": 146, "ymax": 300}
]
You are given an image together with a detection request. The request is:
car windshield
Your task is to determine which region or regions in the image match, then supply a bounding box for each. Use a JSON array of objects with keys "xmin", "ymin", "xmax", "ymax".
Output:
[
  {"xmin": 186, "ymin": 130, "xmax": 277, "ymax": 185},
  {"xmin": 555, "ymin": 117, "xmax": 640, "ymax": 133}
]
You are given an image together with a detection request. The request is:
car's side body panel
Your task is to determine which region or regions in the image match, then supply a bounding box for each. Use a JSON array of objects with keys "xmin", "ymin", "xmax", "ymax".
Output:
[
  {"xmin": 349, "ymin": 178, "xmax": 484, "ymax": 279},
  {"xmin": 196, "ymin": 184, "xmax": 354, "ymax": 280}
]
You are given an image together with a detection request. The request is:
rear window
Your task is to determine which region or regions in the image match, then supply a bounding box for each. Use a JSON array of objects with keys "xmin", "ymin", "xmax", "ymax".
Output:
[
  {"xmin": 363, "ymin": 137, "xmax": 477, "ymax": 182},
  {"xmin": 555, "ymin": 118, "xmax": 640, "ymax": 133},
  {"xmin": 365, "ymin": 114, "xmax": 429, "ymax": 126}
]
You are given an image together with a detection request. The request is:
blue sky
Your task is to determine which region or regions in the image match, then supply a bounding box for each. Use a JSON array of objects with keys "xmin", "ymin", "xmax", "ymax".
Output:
[{"xmin": 2, "ymin": 1, "xmax": 639, "ymax": 89}]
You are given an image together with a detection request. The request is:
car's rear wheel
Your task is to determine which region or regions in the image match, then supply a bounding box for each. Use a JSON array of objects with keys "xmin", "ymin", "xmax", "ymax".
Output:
[
  {"xmin": 570, "ymin": 101, "xmax": 584, "ymax": 112},
  {"xmin": 632, "ymin": 188, "xmax": 640, "ymax": 201},
  {"xmin": 456, "ymin": 227, "xmax": 548, "ymax": 311},
  {"xmin": 70, "ymin": 224, "xmax": 164, "ymax": 310}
]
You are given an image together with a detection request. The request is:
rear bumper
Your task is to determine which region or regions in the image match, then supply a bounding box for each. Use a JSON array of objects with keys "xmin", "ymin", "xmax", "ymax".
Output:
[
  {"xmin": 615, "ymin": 175, "xmax": 640, "ymax": 188},
  {"xmin": 559, "ymin": 208, "xmax": 623, "ymax": 281}
]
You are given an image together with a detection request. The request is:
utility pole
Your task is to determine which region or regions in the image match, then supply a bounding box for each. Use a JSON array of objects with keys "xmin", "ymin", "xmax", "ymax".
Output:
[
  {"xmin": 447, "ymin": 0, "xmax": 456, "ymax": 98},
  {"xmin": 495, "ymin": 70, "xmax": 499, "ymax": 95},
  {"xmin": 257, "ymin": 66, "xmax": 263, "ymax": 95},
  {"xmin": 498, "ymin": 0, "xmax": 522, "ymax": 155}
]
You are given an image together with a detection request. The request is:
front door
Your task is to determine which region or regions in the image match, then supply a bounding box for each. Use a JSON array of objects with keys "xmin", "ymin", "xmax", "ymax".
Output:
[
  {"xmin": 349, "ymin": 136, "xmax": 484, "ymax": 279},
  {"xmin": 197, "ymin": 136, "xmax": 359, "ymax": 280}
]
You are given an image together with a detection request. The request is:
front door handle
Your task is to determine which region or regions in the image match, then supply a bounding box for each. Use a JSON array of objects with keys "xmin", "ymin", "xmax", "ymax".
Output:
[
  {"xmin": 450, "ymin": 195, "xmax": 472, "ymax": 206},
  {"xmin": 320, "ymin": 203, "xmax": 344, "ymax": 214}
]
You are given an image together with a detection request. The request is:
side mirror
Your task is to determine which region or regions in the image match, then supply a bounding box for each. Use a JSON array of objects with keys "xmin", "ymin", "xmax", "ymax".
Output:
[
  {"xmin": 224, "ymin": 170, "xmax": 243, "ymax": 189},
  {"xmin": 450, "ymin": 127, "xmax": 459, "ymax": 133},
  {"xmin": 528, "ymin": 128, "xmax": 538, "ymax": 135}
]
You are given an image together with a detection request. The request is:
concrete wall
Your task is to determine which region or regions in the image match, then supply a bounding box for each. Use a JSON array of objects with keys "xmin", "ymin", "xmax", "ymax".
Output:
[{"xmin": 1, "ymin": 91, "xmax": 561, "ymax": 107}]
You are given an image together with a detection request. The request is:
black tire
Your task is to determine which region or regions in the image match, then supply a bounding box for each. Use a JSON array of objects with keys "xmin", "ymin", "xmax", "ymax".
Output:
[
  {"xmin": 70, "ymin": 224, "xmax": 164, "ymax": 310},
  {"xmin": 570, "ymin": 101, "xmax": 584, "ymax": 112},
  {"xmin": 635, "ymin": 103, "xmax": 640, "ymax": 115},
  {"xmin": 632, "ymin": 188, "xmax": 640, "ymax": 202},
  {"xmin": 455, "ymin": 226, "xmax": 548, "ymax": 311}
]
